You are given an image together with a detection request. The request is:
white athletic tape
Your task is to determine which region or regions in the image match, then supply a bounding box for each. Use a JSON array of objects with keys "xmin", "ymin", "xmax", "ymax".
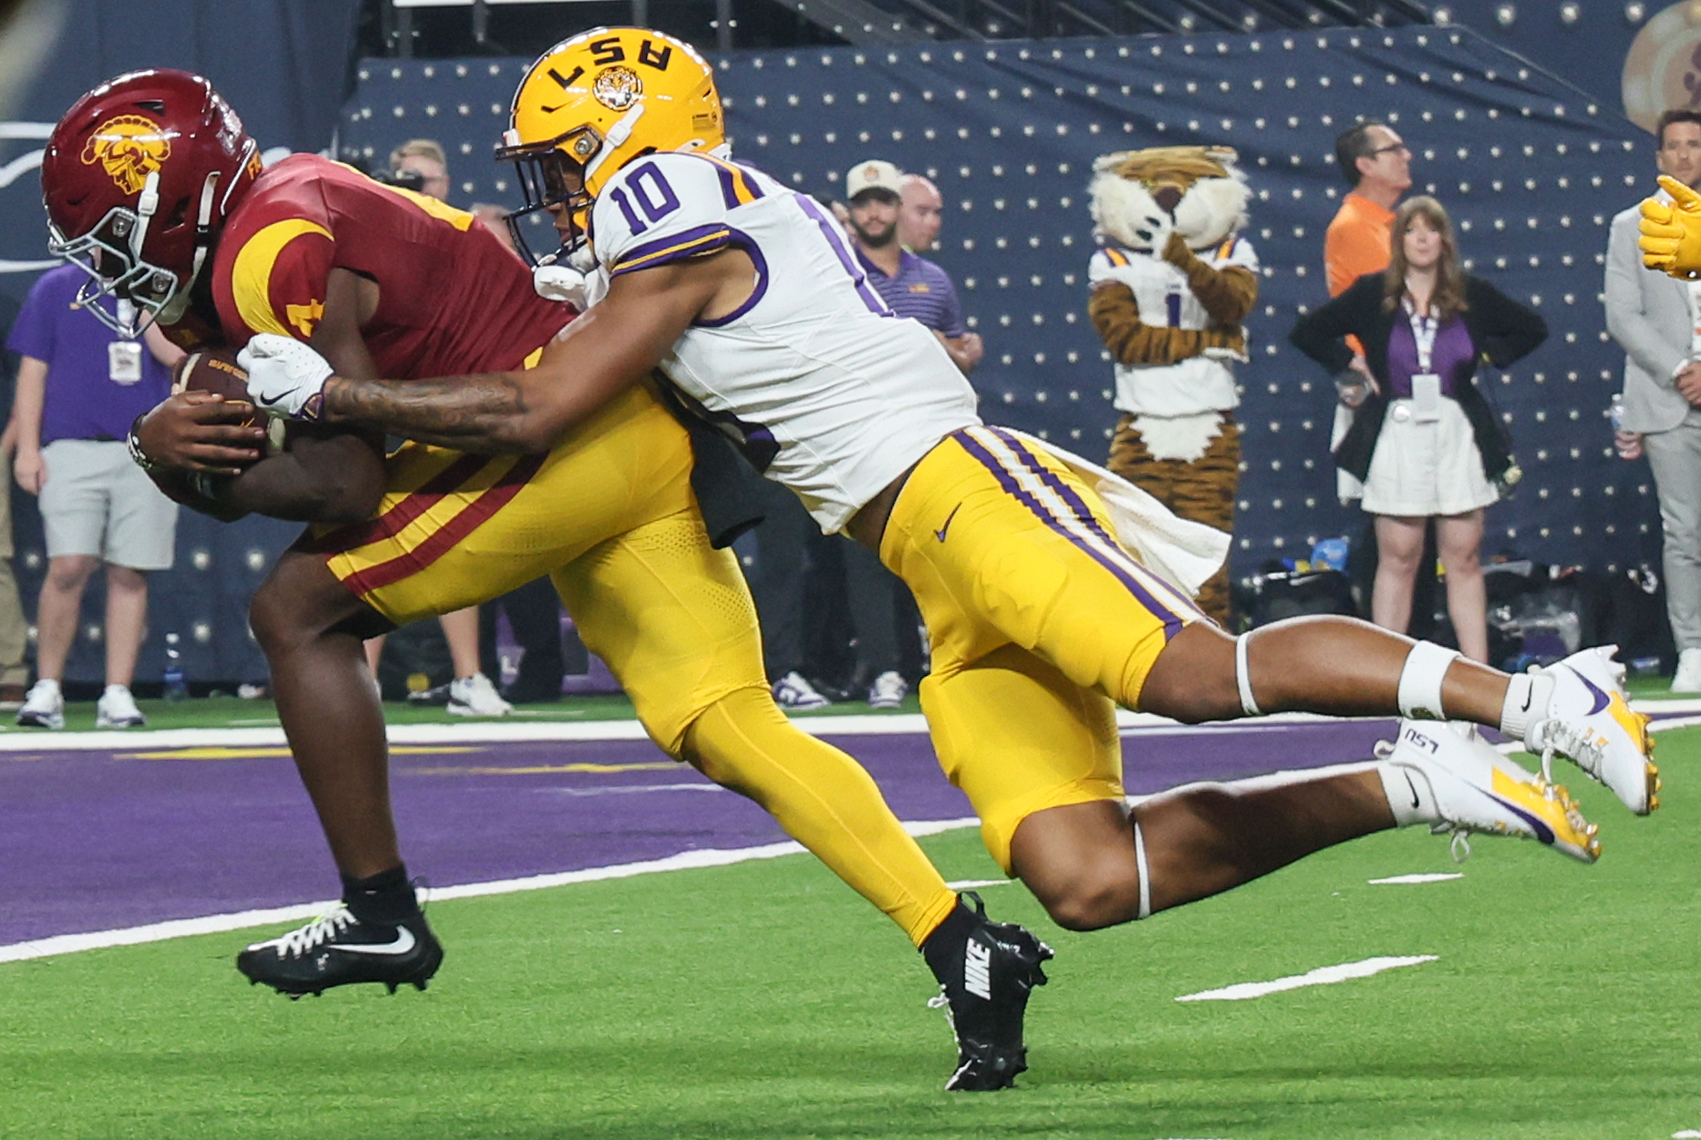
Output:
[
  {"xmin": 1397, "ymin": 641, "xmax": 1458, "ymax": 720},
  {"xmin": 1235, "ymin": 632, "xmax": 1261, "ymax": 716},
  {"xmin": 1133, "ymin": 820, "xmax": 1152, "ymax": 920}
]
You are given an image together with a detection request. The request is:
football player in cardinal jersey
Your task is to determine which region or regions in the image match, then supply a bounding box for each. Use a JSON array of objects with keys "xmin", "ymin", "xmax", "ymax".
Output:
[
  {"xmin": 231, "ymin": 28, "xmax": 1659, "ymax": 1054},
  {"xmin": 45, "ymin": 67, "xmax": 1054, "ymax": 1092}
]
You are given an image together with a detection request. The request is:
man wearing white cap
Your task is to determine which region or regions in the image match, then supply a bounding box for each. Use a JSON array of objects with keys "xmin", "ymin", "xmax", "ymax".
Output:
[{"xmin": 827, "ymin": 160, "xmax": 979, "ymax": 708}]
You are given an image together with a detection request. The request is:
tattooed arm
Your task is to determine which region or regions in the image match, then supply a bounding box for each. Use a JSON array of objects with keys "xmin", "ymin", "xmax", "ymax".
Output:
[{"xmin": 318, "ymin": 250, "xmax": 751, "ymax": 452}]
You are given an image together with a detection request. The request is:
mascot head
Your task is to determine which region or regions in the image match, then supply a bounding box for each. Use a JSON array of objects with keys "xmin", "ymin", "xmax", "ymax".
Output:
[{"xmin": 1088, "ymin": 145, "xmax": 1250, "ymax": 253}]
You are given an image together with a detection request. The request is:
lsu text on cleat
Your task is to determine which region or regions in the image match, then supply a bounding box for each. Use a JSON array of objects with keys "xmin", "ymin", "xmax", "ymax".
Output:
[
  {"xmin": 1378, "ymin": 719, "xmax": 1602, "ymax": 864},
  {"xmin": 923, "ymin": 892, "xmax": 1053, "ymax": 1091},
  {"xmin": 1525, "ymin": 648, "xmax": 1660, "ymax": 816},
  {"xmin": 236, "ymin": 904, "xmax": 442, "ymax": 997}
]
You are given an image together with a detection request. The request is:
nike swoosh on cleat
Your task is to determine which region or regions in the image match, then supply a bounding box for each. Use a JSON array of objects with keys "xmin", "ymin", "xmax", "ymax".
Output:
[
  {"xmin": 1475, "ymin": 787, "xmax": 1557, "ymax": 845},
  {"xmin": 1564, "ymin": 666, "xmax": 1611, "ymax": 716},
  {"xmin": 327, "ymin": 927, "xmax": 417, "ymax": 956},
  {"xmin": 257, "ymin": 388, "xmax": 300, "ymax": 408},
  {"xmin": 935, "ymin": 504, "xmax": 963, "ymax": 543}
]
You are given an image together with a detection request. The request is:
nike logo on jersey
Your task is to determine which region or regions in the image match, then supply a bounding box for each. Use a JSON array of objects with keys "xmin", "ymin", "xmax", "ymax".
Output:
[
  {"xmin": 1566, "ymin": 666, "xmax": 1611, "ymax": 716},
  {"xmin": 934, "ymin": 504, "xmax": 963, "ymax": 543},
  {"xmin": 964, "ymin": 939, "xmax": 992, "ymax": 1000},
  {"xmin": 329, "ymin": 926, "xmax": 417, "ymax": 956}
]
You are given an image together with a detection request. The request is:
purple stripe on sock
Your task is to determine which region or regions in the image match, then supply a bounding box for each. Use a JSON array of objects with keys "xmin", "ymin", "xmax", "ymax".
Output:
[{"xmin": 950, "ymin": 428, "xmax": 1189, "ymax": 640}]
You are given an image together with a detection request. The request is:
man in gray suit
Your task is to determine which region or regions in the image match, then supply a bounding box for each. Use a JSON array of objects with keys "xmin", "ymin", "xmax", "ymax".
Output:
[{"xmin": 1606, "ymin": 108, "xmax": 1701, "ymax": 691}]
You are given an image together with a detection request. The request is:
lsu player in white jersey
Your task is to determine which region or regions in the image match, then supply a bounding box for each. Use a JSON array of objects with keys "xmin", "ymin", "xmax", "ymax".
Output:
[{"xmin": 234, "ymin": 26, "xmax": 1659, "ymax": 1080}]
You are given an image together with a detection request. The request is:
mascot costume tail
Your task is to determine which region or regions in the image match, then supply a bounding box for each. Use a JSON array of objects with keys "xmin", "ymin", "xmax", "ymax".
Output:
[{"xmin": 1086, "ymin": 145, "xmax": 1257, "ymax": 625}]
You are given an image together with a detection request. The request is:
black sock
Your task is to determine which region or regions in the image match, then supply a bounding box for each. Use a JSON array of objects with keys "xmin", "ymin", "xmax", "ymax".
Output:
[
  {"xmin": 341, "ymin": 864, "xmax": 420, "ymax": 926},
  {"xmin": 920, "ymin": 896, "xmax": 981, "ymax": 983}
]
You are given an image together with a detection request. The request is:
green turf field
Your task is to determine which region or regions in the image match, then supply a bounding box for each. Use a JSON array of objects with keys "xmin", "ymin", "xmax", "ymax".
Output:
[{"xmin": 1, "ymin": 726, "xmax": 1695, "ymax": 1139}]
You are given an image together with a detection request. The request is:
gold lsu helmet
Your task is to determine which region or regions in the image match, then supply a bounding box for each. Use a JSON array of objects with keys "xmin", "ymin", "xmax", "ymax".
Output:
[{"xmin": 498, "ymin": 27, "xmax": 724, "ymax": 260}]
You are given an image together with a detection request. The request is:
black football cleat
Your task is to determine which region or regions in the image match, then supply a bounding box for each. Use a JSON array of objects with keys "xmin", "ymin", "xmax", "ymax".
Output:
[
  {"xmin": 926, "ymin": 892, "xmax": 1053, "ymax": 1091},
  {"xmin": 236, "ymin": 904, "xmax": 443, "ymax": 998}
]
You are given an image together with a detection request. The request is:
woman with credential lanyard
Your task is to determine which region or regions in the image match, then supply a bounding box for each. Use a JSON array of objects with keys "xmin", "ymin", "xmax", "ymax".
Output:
[{"xmin": 1289, "ymin": 195, "xmax": 1546, "ymax": 662}]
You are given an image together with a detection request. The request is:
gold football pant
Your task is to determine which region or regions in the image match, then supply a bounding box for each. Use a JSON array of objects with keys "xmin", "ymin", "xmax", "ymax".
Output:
[
  {"xmin": 307, "ymin": 385, "xmax": 957, "ymax": 944},
  {"xmin": 882, "ymin": 425, "xmax": 1207, "ymax": 871}
]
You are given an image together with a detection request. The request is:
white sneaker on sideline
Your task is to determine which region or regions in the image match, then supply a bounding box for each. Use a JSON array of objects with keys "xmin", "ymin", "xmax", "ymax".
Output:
[
  {"xmin": 16, "ymin": 679, "xmax": 63, "ymax": 730},
  {"xmin": 446, "ymin": 672, "xmax": 512, "ymax": 717},
  {"xmin": 1524, "ymin": 647, "xmax": 1659, "ymax": 815},
  {"xmin": 867, "ymin": 670, "xmax": 908, "ymax": 709},
  {"xmin": 95, "ymin": 684, "xmax": 146, "ymax": 728},
  {"xmin": 773, "ymin": 671, "xmax": 830, "ymax": 710},
  {"xmin": 1378, "ymin": 719, "xmax": 1600, "ymax": 863},
  {"xmin": 1672, "ymin": 647, "xmax": 1701, "ymax": 693}
]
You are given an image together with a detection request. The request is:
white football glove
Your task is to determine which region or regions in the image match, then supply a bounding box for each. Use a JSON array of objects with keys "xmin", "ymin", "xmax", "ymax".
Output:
[
  {"xmin": 237, "ymin": 333, "xmax": 333, "ymax": 420},
  {"xmin": 533, "ymin": 262, "xmax": 609, "ymax": 311}
]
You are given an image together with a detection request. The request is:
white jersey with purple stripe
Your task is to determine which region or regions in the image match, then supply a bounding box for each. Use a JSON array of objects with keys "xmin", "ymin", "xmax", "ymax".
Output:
[
  {"xmin": 589, "ymin": 151, "xmax": 981, "ymax": 533},
  {"xmin": 1086, "ymin": 237, "xmax": 1258, "ymax": 418}
]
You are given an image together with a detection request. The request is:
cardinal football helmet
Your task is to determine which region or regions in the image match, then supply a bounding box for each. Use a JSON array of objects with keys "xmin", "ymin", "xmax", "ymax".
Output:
[
  {"xmin": 498, "ymin": 27, "xmax": 724, "ymax": 262},
  {"xmin": 42, "ymin": 69, "xmax": 260, "ymax": 337}
]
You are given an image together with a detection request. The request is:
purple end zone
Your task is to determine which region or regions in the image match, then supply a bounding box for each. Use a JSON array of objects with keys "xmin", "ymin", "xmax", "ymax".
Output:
[{"xmin": 0, "ymin": 717, "xmax": 1402, "ymax": 946}]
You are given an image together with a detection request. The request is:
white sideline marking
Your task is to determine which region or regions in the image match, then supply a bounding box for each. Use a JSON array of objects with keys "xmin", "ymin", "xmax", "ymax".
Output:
[
  {"xmin": 541, "ymin": 783, "xmax": 727, "ymax": 797},
  {"xmin": 0, "ymin": 708, "xmax": 1384, "ymax": 753},
  {"xmin": 0, "ymin": 818, "xmax": 979, "ymax": 965},
  {"xmin": 1175, "ymin": 955, "xmax": 1437, "ymax": 1002},
  {"xmin": 1369, "ymin": 873, "xmax": 1463, "ymax": 885},
  {"xmin": 1671, "ymin": 1130, "xmax": 1701, "ymax": 1138}
]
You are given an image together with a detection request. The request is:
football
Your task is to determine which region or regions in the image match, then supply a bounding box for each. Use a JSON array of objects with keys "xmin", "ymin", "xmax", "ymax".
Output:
[{"xmin": 172, "ymin": 346, "xmax": 287, "ymax": 455}]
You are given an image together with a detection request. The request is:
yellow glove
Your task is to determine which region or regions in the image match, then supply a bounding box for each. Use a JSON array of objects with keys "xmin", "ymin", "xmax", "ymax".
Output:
[{"xmin": 1639, "ymin": 175, "xmax": 1701, "ymax": 277}]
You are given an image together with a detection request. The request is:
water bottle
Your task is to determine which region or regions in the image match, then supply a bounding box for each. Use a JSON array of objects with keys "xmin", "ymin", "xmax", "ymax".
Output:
[
  {"xmin": 162, "ymin": 632, "xmax": 188, "ymax": 700},
  {"xmin": 1610, "ymin": 393, "xmax": 1642, "ymax": 459}
]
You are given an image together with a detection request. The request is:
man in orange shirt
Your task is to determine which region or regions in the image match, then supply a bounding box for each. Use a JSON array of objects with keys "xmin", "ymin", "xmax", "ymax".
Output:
[{"xmin": 1324, "ymin": 120, "xmax": 1412, "ymax": 297}]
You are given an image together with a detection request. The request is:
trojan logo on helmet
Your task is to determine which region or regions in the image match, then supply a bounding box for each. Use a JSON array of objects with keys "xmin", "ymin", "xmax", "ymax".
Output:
[
  {"xmin": 496, "ymin": 26, "xmax": 723, "ymax": 265},
  {"xmin": 41, "ymin": 68, "xmax": 260, "ymax": 339},
  {"xmin": 80, "ymin": 114, "xmax": 173, "ymax": 196}
]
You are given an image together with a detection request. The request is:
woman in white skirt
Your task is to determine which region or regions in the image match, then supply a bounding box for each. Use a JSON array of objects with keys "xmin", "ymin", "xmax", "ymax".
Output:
[{"xmin": 1290, "ymin": 196, "xmax": 1546, "ymax": 660}]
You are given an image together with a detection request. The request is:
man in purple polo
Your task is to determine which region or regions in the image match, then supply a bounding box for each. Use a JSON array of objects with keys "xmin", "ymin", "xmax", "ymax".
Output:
[
  {"xmin": 826, "ymin": 160, "xmax": 983, "ymax": 709},
  {"xmin": 7, "ymin": 263, "xmax": 182, "ymax": 729},
  {"xmin": 846, "ymin": 159, "xmax": 984, "ymax": 376}
]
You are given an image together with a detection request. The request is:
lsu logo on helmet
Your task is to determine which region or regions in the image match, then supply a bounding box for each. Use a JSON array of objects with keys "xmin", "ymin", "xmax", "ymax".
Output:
[
  {"xmin": 80, "ymin": 114, "xmax": 172, "ymax": 195},
  {"xmin": 593, "ymin": 66, "xmax": 643, "ymax": 111}
]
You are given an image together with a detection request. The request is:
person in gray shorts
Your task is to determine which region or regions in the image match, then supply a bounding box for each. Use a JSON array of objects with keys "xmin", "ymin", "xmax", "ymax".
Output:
[{"xmin": 7, "ymin": 263, "xmax": 182, "ymax": 728}]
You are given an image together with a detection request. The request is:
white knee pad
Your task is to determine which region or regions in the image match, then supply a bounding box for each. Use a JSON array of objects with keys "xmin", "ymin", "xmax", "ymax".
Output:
[
  {"xmin": 1235, "ymin": 632, "xmax": 1261, "ymax": 716},
  {"xmin": 1133, "ymin": 819, "xmax": 1152, "ymax": 920},
  {"xmin": 1397, "ymin": 641, "xmax": 1459, "ymax": 721}
]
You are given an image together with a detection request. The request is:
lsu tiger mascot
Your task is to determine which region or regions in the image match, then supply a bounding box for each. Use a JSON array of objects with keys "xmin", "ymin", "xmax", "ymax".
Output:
[{"xmin": 1086, "ymin": 145, "xmax": 1258, "ymax": 625}]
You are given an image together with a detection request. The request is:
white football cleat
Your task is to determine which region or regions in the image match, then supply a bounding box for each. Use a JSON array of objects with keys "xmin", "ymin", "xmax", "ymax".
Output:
[
  {"xmin": 1524, "ymin": 647, "xmax": 1660, "ymax": 816},
  {"xmin": 1378, "ymin": 720, "xmax": 1601, "ymax": 864},
  {"xmin": 446, "ymin": 672, "xmax": 512, "ymax": 718}
]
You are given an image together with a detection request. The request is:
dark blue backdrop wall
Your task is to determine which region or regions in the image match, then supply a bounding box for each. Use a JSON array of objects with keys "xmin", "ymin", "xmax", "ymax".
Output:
[
  {"xmin": 0, "ymin": 0, "xmax": 360, "ymax": 687},
  {"xmin": 341, "ymin": 26, "xmax": 1662, "ymax": 589}
]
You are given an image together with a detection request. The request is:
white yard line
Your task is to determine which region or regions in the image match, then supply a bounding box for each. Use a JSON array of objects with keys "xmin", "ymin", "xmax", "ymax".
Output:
[
  {"xmin": 1368, "ymin": 873, "xmax": 1464, "ymax": 885},
  {"xmin": 1175, "ymin": 955, "xmax": 1438, "ymax": 1002},
  {"xmin": 0, "ymin": 817, "xmax": 979, "ymax": 965}
]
